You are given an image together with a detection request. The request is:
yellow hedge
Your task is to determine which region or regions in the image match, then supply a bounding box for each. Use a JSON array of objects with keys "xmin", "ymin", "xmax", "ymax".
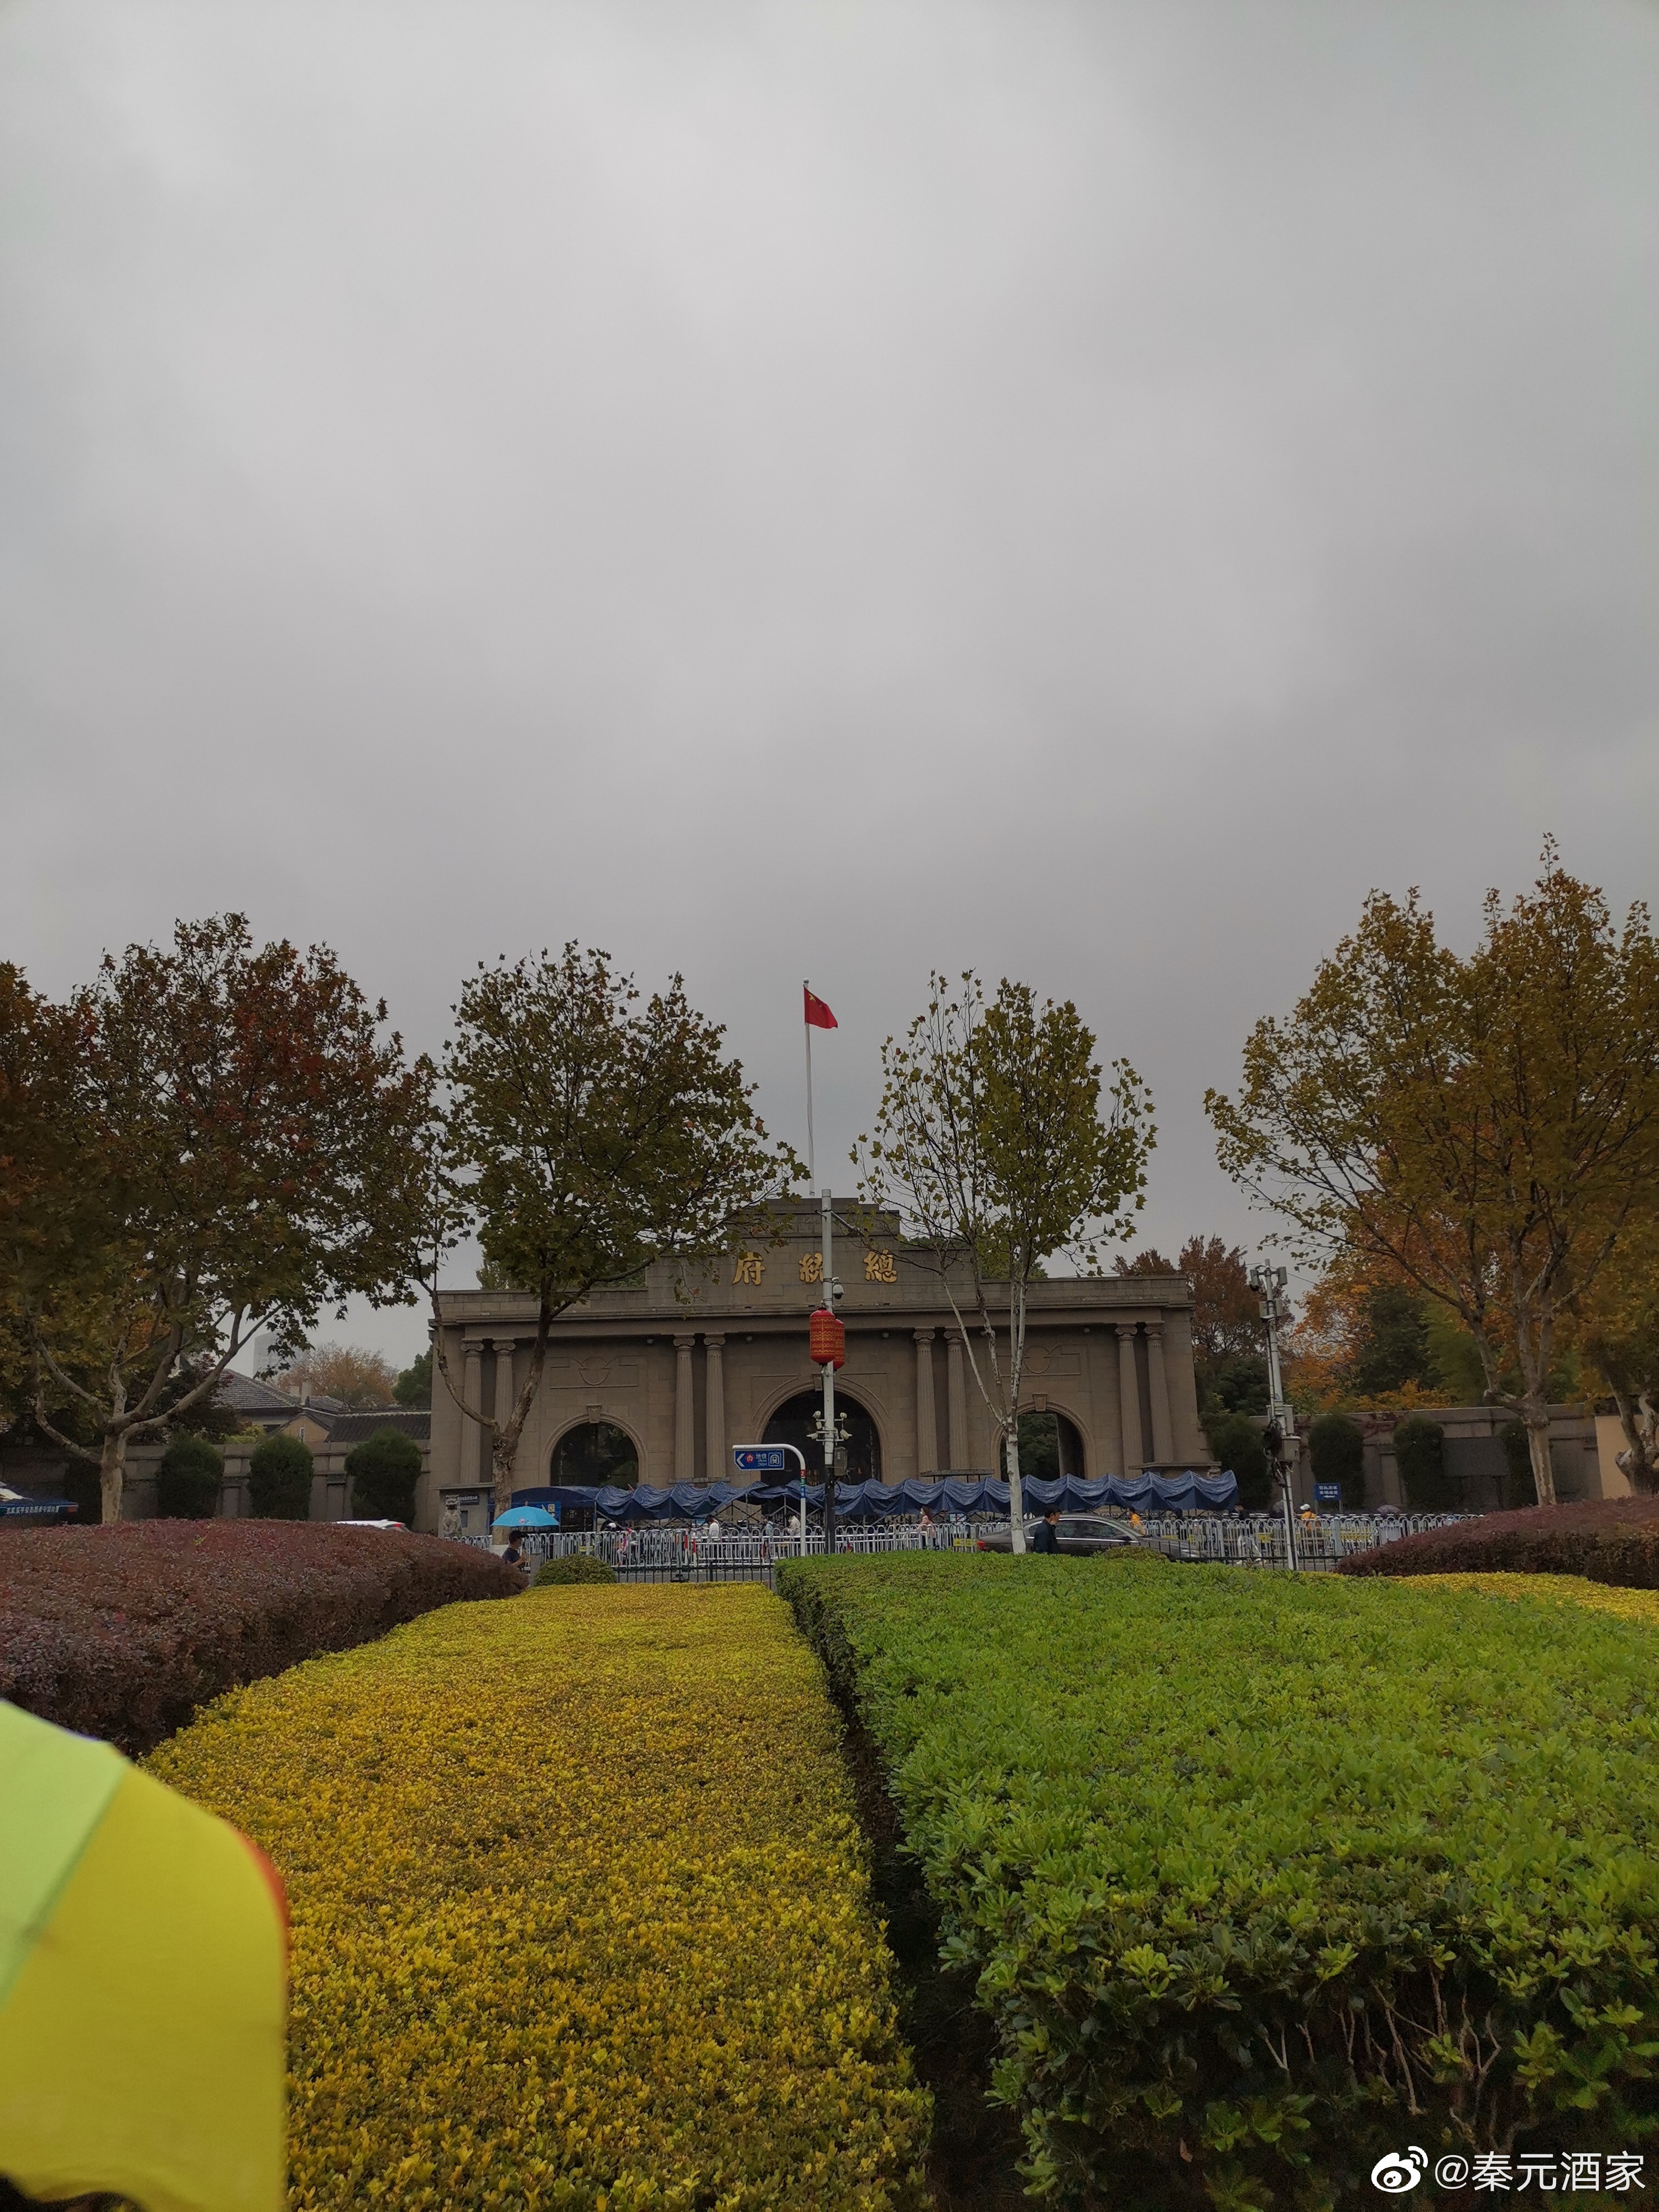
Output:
[
  {"xmin": 1400, "ymin": 1569, "xmax": 1659, "ymax": 1626},
  {"xmin": 148, "ymin": 1584, "xmax": 930, "ymax": 2211}
]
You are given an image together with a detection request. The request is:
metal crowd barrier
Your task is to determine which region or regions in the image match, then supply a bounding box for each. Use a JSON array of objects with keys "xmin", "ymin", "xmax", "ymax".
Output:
[{"xmin": 457, "ymin": 1512, "xmax": 1475, "ymax": 1583}]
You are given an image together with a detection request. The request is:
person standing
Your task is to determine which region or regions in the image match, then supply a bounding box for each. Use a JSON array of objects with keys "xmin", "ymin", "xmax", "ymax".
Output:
[{"xmin": 1030, "ymin": 1509, "xmax": 1060, "ymax": 1556}]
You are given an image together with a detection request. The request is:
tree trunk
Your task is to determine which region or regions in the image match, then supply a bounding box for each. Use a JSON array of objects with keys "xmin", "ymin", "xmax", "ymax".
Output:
[
  {"xmin": 1610, "ymin": 1386, "xmax": 1659, "ymax": 1494},
  {"xmin": 100, "ymin": 1428, "xmax": 128, "ymax": 1525},
  {"xmin": 1524, "ymin": 1405, "xmax": 1557, "ymax": 1508},
  {"xmin": 1006, "ymin": 1425, "xmax": 1026, "ymax": 1554},
  {"xmin": 491, "ymin": 1436, "xmax": 518, "ymax": 1523}
]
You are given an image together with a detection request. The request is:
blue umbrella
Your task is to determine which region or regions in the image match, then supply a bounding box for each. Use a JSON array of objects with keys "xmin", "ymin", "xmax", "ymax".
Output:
[{"xmin": 492, "ymin": 1506, "xmax": 557, "ymax": 1530}]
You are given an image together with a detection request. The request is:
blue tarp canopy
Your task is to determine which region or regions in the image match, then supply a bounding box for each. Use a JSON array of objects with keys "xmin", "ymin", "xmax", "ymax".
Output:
[
  {"xmin": 0, "ymin": 1489, "xmax": 77, "ymax": 1521},
  {"xmin": 513, "ymin": 1481, "xmax": 755, "ymax": 1522},
  {"xmin": 512, "ymin": 1470, "xmax": 1237, "ymax": 1519}
]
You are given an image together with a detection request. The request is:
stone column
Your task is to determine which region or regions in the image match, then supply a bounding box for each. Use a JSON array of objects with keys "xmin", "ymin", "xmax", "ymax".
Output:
[
  {"xmin": 461, "ymin": 1342, "xmax": 483, "ymax": 1485},
  {"xmin": 1145, "ymin": 1322, "xmax": 1175, "ymax": 1467},
  {"xmin": 914, "ymin": 1331, "xmax": 938, "ymax": 1474},
  {"xmin": 1117, "ymin": 1324, "xmax": 1144, "ymax": 1476},
  {"xmin": 704, "ymin": 1335, "xmax": 726, "ymax": 1486},
  {"xmin": 946, "ymin": 1330, "xmax": 969, "ymax": 1472},
  {"xmin": 674, "ymin": 1335, "xmax": 697, "ymax": 1486}
]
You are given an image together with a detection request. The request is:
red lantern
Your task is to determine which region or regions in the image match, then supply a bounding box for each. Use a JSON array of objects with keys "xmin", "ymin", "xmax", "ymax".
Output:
[{"xmin": 808, "ymin": 1306, "xmax": 845, "ymax": 1370}]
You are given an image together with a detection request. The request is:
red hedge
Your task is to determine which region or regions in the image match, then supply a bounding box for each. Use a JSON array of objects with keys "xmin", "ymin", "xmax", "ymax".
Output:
[
  {"xmin": 1335, "ymin": 1494, "xmax": 1659, "ymax": 1589},
  {"xmin": 0, "ymin": 1520, "xmax": 520, "ymax": 1754}
]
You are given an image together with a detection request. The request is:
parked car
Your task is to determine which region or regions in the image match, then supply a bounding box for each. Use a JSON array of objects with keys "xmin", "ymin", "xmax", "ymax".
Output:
[{"xmin": 977, "ymin": 1515, "xmax": 1148, "ymax": 1556}]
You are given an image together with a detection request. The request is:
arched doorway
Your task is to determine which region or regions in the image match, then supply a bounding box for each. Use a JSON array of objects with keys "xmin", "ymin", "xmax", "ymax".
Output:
[
  {"xmin": 1016, "ymin": 1409, "xmax": 1084, "ymax": 1481},
  {"xmin": 764, "ymin": 1391, "xmax": 883, "ymax": 1485},
  {"xmin": 551, "ymin": 1421, "xmax": 639, "ymax": 1488}
]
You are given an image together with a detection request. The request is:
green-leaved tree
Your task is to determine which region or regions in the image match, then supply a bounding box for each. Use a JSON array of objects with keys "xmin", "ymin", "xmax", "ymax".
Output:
[
  {"xmin": 431, "ymin": 946, "xmax": 801, "ymax": 1513},
  {"xmin": 853, "ymin": 972, "xmax": 1154, "ymax": 1549}
]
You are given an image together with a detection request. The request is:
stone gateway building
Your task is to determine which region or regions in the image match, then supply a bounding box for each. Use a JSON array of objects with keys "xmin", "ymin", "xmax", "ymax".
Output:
[{"xmin": 425, "ymin": 1201, "xmax": 1209, "ymax": 1532}]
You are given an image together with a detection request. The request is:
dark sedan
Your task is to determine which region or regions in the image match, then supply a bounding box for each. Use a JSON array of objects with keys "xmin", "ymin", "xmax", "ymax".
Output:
[{"xmin": 977, "ymin": 1515, "xmax": 1147, "ymax": 1556}]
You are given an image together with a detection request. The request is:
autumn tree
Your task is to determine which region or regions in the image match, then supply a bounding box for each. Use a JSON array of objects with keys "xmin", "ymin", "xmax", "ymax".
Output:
[
  {"xmin": 6, "ymin": 917, "xmax": 432, "ymax": 1521},
  {"xmin": 1207, "ymin": 851, "xmax": 1659, "ymax": 1505},
  {"xmin": 431, "ymin": 946, "xmax": 801, "ymax": 1513},
  {"xmin": 1575, "ymin": 1214, "xmax": 1659, "ymax": 1493},
  {"xmin": 1117, "ymin": 1235, "xmax": 1266, "ymax": 1408},
  {"xmin": 276, "ymin": 1342, "xmax": 401, "ymax": 1410},
  {"xmin": 0, "ymin": 967, "xmax": 92, "ymax": 1439},
  {"xmin": 854, "ymin": 972, "xmax": 1154, "ymax": 1549}
]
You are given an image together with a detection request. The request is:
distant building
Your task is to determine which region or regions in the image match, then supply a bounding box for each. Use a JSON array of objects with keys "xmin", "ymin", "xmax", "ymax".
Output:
[
  {"xmin": 426, "ymin": 1198, "xmax": 1209, "ymax": 1532},
  {"xmin": 216, "ymin": 1371, "xmax": 346, "ymax": 1448}
]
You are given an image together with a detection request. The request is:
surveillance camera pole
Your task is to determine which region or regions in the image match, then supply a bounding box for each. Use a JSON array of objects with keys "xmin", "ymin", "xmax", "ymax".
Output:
[{"xmin": 1251, "ymin": 1262, "xmax": 1298, "ymax": 1571}]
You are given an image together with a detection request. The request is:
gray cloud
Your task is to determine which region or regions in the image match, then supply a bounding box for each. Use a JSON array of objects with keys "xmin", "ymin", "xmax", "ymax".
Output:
[{"xmin": 3, "ymin": 0, "xmax": 1656, "ymax": 1362}]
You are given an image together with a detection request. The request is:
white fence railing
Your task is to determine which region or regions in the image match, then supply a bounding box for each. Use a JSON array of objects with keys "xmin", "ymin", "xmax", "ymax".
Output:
[{"xmin": 460, "ymin": 1512, "xmax": 1474, "ymax": 1578}]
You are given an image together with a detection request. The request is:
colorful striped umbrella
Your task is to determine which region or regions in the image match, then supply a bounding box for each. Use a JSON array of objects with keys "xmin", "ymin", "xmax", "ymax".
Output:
[{"xmin": 0, "ymin": 1699, "xmax": 286, "ymax": 2212}]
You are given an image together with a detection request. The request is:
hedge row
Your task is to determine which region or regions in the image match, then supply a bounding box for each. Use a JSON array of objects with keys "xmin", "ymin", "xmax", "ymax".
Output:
[
  {"xmin": 778, "ymin": 1551, "xmax": 1659, "ymax": 2208},
  {"xmin": 0, "ymin": 1521, "xmax": 519, "ymax": 1754},
  {"xmin": 1337, "ymin": 1494, "xmax": 1659, "ymax": 1588},
  {"xmin": 149, "ymin": 1584, "xmax": 930, "ymax": 2210},
  {"xmin": 1400, "ymin": 1571, "xmax": 1659, "ymax": 1628}
]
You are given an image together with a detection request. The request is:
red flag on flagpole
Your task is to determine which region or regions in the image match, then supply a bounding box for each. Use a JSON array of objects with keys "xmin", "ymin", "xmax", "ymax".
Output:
[{"xmin": 804, "ymin": 987, "xmax": 837, "ymax": 1030}]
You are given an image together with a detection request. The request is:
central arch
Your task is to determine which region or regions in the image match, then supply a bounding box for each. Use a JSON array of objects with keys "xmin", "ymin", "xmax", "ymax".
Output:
[
  {"xmin": 1016, "ymin": 1408, "xmax": 1086, "ymax": 1481},
  {"xmin": 550, "ymin": 1419, "xmax": 640, "ymax": 1488},
  {"xmin": 764, "ymin": 1390, "xmax": 883, "ymax": 1485}
]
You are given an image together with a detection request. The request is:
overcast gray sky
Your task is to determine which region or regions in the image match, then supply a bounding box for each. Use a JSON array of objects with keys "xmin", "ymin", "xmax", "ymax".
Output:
[{"xmin": 3, "ymin": 0, "xmax": 1656, "ymax": 1366}]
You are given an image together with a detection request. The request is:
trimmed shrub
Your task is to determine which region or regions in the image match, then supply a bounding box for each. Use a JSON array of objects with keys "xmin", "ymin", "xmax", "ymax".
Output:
[
  {"xmin": 0, "ymin": 1520, "xmax": 520, "ymax": 1754},
  {"xmin": 531, "ymin": 1552, "xmax": 617, "ymax": 1587},
  {"xmin": 154, "ymin": 1434, "xmax": 226, "ymax": 1519},
  {"xmin": 779, "ymin": 1550, "xmax": 1659, "ymax": 2206},
  {"xmin": 149, "ymin": 1585, "xmax": 930, "ymax": 2209},
  {"xmin": 1391, "ymin": 1410, "xmax": 1452, "ymax": 1509},
  {"xmin": 343, "ymin": 1425, "xmax": 421, "ymax": 1522},
  {"xmin": 1307, "ymin": 1410, "xmax": 1365, "ymax": 1509},
  {"xmin": 248, "ymin": 1430, "xmax": 314, "ymax": 1519},
  {"xmin": 1337, "ymin": 1493, "xmax": 1659, "ymax": 1588},
  {"xmin": 1202, "ymin": 1408, "xmax": 1271, "ymax": 1509},
  {"xmin": 1500, "ymin": 1417, "xmax": 1537, "ymax": 1508}
]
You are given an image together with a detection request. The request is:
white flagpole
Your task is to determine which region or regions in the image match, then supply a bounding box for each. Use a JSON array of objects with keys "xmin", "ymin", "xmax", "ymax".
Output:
[{"xmin": 804, "ymin": 980, "xmax": 816, "ymax": 1186}]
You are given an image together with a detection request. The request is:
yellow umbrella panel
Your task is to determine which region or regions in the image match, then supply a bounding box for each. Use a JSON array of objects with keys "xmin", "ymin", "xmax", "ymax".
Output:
[{"xmin": 0, "ymin": 1699, "xmax": 286, "ymax": 2212}]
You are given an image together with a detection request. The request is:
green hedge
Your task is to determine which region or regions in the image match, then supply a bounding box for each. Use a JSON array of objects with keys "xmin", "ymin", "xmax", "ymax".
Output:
[
  {"xmin": 248, "ymin": 1431, "xmax": 314, "ymax": 1519},
  {"xmin": 1392, "ymin": 1412, "xmax": 1453, "ymax": 1510},
  {"xmin": 1201, "ymin": 1410, "xmax": 1271, "ymax": 1510},
  {"xmin": 778, "ymin": 1552, "xmax": 1659, "ymax": 2208},
  {"xmin": 531, "ymin": 1553, "xmax": 617, "ymax": 1587},
  {"xmin": 343, "ymin": 1425, "xmax": 421, "ymax": 1521},
  {"xmin": 1306, "ymin": 1411, "xmax": 1364, "ymax": 1510},
  {"xmin": 154, "ymin": 1433, "xmax": 225, "ymax": 1519}
]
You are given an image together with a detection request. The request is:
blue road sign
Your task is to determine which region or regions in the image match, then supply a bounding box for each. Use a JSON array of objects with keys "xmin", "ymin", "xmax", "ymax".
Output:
[
  {"xmin": 733, "ymin": 1446, "xmax": 788, "ymax": 1474},
  {"xmin": 1313, "ymin": 1483, "xmax": 1342, "ymax": 1504}
]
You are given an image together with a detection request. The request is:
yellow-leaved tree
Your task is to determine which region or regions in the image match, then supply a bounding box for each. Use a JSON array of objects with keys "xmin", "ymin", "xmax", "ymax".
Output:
[{"xmin": 1207, "ymin": 848, "xmax": 1659, "ymax": 1506}]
